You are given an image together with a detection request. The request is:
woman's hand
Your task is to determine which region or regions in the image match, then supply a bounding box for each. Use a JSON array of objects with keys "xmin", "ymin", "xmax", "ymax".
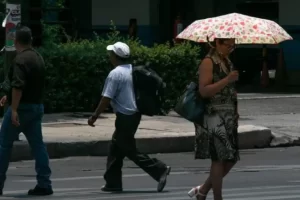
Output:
[
  {"xmin": 199, "ymin": 58, "xmax": 238, "ymax": 98},
  {"xmin": 227, "ymin": 70, "xmax": 239, "ymax": 83}
]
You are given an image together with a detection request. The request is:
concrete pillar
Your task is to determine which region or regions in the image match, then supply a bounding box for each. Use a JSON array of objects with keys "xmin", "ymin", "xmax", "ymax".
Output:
[
  {"xmin": 275, "ymin": 48, "xmax": 286, "ymax": 89},
  {"xmin": 149, "ymin": 0, "xmax": 160, "ymax": 43}
]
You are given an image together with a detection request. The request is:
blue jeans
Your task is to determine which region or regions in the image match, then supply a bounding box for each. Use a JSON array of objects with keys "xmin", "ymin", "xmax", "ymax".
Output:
[{"xmin": 0, "ymin": 104, "xmax": 51, "ymax": 189}]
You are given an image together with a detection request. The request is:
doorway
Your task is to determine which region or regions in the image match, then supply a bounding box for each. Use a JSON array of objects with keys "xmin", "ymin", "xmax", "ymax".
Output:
[{"xmin": 158, "ymin": 0, "xmax": 196, "ymax": 44}]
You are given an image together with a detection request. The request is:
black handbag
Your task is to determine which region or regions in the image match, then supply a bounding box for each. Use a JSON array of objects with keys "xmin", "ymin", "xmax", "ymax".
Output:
[{"xmin": 174, "ymin": 82, "xmax": 205, "ymax": 124}]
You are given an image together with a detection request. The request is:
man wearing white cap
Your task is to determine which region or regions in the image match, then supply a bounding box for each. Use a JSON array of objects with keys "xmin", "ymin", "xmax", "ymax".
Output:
[{"xmin": 88, "ymin": 42, "xmax": 171, "ymax": 193}]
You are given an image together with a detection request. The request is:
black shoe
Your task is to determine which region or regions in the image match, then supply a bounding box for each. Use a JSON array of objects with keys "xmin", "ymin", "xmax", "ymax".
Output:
[
  {"xmin": 157, "ymin": 166, "xmax": 171, "ymax": 192},
  {"xmin": 28, "ymin": 185, "xmax": 53, "ymax": 196},
  {"xmin": 101, "ymin": 185, "xmax": 123, "ymax": 192}
]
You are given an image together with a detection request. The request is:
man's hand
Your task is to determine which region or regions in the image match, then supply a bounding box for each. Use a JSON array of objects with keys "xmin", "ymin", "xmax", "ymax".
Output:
[
  {"xmin": 88, "ymin": 97, "xmax": 111, "ymax": 127},
  {"xmin": 11, "ymin": 109, "xmax": 20, "ymax": 127},
  {"xmin": 0, "ymin": 95, "xmax": 7, "ymax": 107},
  {"xmin": 88, "ymin": 115, "xmax": 98, "ymax": 127}
]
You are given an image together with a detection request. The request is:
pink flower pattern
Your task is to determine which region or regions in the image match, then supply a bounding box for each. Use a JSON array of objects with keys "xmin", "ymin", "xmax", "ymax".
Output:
[{"xmin": 176, "ymin": 13, "xmax": 293, "ymax": 44}]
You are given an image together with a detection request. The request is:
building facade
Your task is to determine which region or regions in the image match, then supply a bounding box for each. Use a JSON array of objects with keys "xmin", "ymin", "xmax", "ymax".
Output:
[
  {"xmin": 91, "ymin": 0, "xmax": 281, "ymax": 45},
  {"xmin": 91, "ymin": 0, "xmax": 300, "ymax": 85},
  {"xmin": 19, "ymin": 0, "xmax": 298, "ymax": 51},
  {"xmin": 12, "ymin": 0, "xmax": 300, "ymax": 86}
]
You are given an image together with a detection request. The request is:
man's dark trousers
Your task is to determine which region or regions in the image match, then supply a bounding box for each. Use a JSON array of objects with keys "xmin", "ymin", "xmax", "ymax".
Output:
[
  {"xmin": 104, "ymin": 112, "xmax": 167, "ymax": 188},
  {"xmin": 0, "ymin": 104, "xmax": 51, "ymax": 190}
]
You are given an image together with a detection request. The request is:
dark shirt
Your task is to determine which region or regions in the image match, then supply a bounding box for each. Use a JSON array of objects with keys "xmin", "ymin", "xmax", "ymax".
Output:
[{"xmin": 7, "ymin": 48, "xmax": 45, "ymax": 104}]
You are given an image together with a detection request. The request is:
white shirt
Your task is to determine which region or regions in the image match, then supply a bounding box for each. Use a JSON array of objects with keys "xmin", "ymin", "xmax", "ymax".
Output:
[{"xmin": 102, "ymin": 64, "xmax": 138, "ymax": 115}]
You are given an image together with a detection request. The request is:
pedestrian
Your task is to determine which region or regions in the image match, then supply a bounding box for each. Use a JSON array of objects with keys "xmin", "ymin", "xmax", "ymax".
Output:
[
  {"xmin": 0, "ymin": 26, "xmax": 53, "ymax": 196},
  {"xmin": 88, "ymin": 42, "xmax": 171, "ymax": 193},
  {"xmin": 0, "ymin": 49, "xmax": 21, "ymax": 142},
  {"xmin": 188, "ymin": 38, "xmax": 239, "ymax": 200}
]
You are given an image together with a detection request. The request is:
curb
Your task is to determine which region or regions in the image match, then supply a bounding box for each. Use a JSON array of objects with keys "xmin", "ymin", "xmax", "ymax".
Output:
[
  {"xmin": 238, "ymin": 96, "xmax": 300, "ymax": 100},
  {"xmin": 10, "ymin": 126, "xmax": 273, "ymax": 162},
  {"xmin": 238, "ymin": 125, "xmax": 273, "ymax": 149}
]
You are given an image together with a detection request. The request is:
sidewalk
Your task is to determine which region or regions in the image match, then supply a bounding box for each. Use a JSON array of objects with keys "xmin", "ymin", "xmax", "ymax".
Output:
[
  {"xmin": 8, "ymin": 112, "xmax": 273, "ymax": 161},
  {"xmin": 3, "ymin": 94, "xmax": 300, "ymax": 161}
]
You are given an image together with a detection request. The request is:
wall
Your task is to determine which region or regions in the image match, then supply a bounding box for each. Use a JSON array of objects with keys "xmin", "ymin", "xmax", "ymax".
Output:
[
  {"xmin": 278, "ymin": 0, "xmax": 300, "ymax": 85},
  {"xmin": 90, "ymin": 0, "xmax": 218, "ymax": 45},
  {"xmin": 92, "ymin": 0, "xmax": 150, "ymax": 26},
  {"xmin": 194, "ymin": 0, "xmax": 214, "ymax": 19},
  {"xmin": 279, "ymin": 0, "xmax": 299, "ymax": 26},
  {"xmin": 91, "ymin": 0, "xmax": 154, "ymax": 45}
]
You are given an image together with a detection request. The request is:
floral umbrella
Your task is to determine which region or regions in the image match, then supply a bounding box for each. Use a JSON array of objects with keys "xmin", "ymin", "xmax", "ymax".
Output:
[{"xmin": 176, "ymin": 13, "xmax": 293, "ymax": 44}]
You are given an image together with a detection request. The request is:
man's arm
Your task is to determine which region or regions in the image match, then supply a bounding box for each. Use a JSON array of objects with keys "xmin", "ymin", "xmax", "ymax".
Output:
[
  {"xmin": 1, "ymin": 75, "xmax": 11, "ymax": 94},
  {"xmin": 93, "ymin": 72, "xmax": 119, "ymax": 118},
  {"xmin": 93, "ymin": 97, "xmax": 111, "ymax": 117},
  {"xmin": 11, "ymin": 88, "xmax": 22, "ymax": 111},
  {"xmin": 11, "ymin": 62, "xmax": 26, "ymax": 111}
]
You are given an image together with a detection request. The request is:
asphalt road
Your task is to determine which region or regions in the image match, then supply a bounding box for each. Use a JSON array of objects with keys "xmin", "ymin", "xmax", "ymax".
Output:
[
  {"xmin": 2, "ymin": 147, "xmax": 300, "ymax": 199},
  {"xmin": 239, "ymin": 97, "xmax": 300, "ymax": 116}
]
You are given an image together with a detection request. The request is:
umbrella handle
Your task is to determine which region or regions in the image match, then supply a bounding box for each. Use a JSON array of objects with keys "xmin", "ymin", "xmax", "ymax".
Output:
[{"xmin": 206, "ymin": 36, "xmax": 214, "ymax": 48}]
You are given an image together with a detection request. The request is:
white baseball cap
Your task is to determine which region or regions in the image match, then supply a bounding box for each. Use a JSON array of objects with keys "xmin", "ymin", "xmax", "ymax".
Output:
[{"xmin": 106, "ymin": 42, "xmax": 130, "ymax": 58}]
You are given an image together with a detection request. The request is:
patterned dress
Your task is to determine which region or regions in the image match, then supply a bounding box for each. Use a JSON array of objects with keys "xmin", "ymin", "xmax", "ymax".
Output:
[{"xmin": 194, "ymin": 50, "xmax": 240, "ymax": 162}]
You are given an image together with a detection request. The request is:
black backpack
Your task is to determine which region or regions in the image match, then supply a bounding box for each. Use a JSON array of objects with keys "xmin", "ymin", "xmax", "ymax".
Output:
[{"xmin": 132, "ymin": 65, "xmax": 166, "ymax": 116}]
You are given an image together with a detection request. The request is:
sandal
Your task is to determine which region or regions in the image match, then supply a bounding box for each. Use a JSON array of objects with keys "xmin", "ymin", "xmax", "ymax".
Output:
[{"xmin": 188, "ymin": 185, "xmax": 207, "ymax": 199}]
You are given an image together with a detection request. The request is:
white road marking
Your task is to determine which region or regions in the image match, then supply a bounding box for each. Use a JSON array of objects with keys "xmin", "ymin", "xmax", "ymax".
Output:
[
  {"xmin": 43, "ymin": 187, "xmax": 300, "ymax": 200},
  {"xmin": 54, "ymin": 189, "xmax": 300, "ymax": 200},
  {"xmin": 4, "ymin": 187, "xmax": 99, "ymax": 194},
  {"xmin": 3, "ymin": 184, "xmax": 300, "ymax": 200},
  {"xmin": 12, "ymin": 164, "xmax": 300, "ymax": 183},
  {"xmin": 228, "ymin": 195, "xmax": 300, "ymax": 200},
  {"xmin": 12, "ymin": 171, "xmax": 190, "ymax": 182}
]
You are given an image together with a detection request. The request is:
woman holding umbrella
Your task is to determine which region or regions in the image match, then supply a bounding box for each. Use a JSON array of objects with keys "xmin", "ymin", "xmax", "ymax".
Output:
[
  {"xmin": 176, "ymin": 13, "xmax": 292, "ymax": 200},
  {"xmin": 188, "ymin": 38, "xmax": 239, "ymax": 200}
]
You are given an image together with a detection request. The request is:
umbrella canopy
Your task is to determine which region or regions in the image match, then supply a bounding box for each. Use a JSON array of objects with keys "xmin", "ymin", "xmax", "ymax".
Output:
[{"xmin": 176, "ymin": 13, "xmax": 293, "ymax": 44}]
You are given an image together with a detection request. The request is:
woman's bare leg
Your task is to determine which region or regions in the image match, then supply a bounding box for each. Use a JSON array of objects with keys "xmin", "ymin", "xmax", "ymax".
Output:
[
  {"xmin": 200, "ymin": 161, "xmax": 236, "ymax": 196},
  {"xmin": 207, "ymin": 161, "xmax": 224, "ymax": 200}
]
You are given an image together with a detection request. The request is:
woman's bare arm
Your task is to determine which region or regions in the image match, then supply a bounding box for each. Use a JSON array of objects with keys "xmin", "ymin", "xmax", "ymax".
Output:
[{"xmin": 198, "ymin": 58, "xmax": 230, "ymax": 98}]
